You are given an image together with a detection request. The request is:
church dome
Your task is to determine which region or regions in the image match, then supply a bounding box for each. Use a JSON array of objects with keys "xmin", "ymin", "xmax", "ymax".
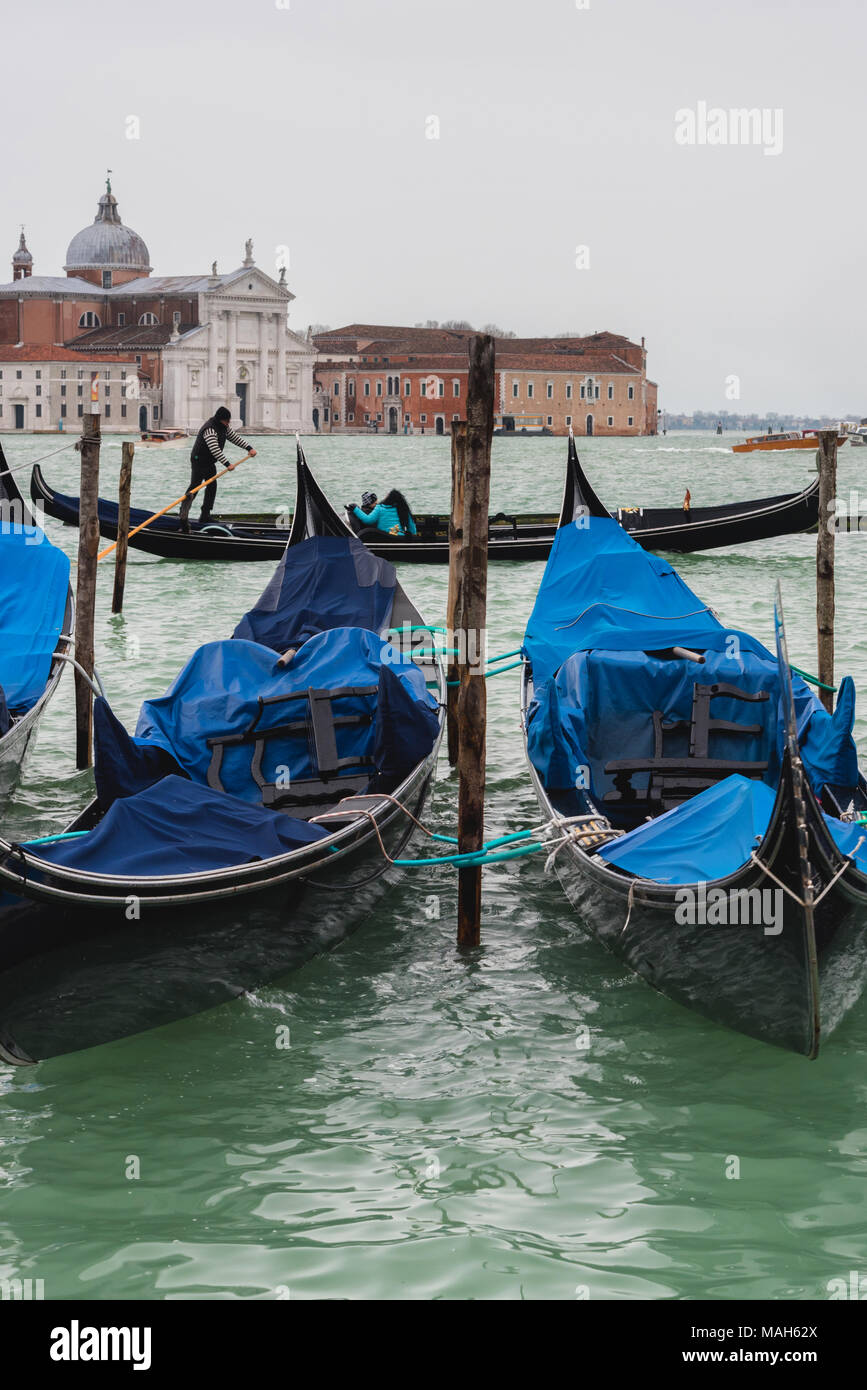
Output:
[
  {"xmin": 64, "ymin": 180, "xmax": 151, "ymax": 274},
  {"xmin": 12, "ymin": 230, "xmax": 32, "ymax": 268}
]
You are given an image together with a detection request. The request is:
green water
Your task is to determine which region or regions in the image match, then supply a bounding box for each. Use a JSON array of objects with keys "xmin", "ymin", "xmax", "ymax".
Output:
[{"xmin": 2, "ymin": 430, "xmax": 866, "ymax": 1302}]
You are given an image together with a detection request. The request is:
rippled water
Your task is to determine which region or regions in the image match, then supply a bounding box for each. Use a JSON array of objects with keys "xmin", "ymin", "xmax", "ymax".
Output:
[{"xmin": 2, "ymin": 430, "xmax": 866, "ymax": 1301}]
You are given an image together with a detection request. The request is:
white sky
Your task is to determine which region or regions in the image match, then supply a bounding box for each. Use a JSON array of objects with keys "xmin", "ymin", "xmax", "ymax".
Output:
[{"xmin": 2, "ymin": 0, "xmax": 864, "ymax": 414}]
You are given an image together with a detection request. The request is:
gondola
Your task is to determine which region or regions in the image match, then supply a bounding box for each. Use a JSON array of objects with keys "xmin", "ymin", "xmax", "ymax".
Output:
[
  {"xmin": 521, "ymin": 437, "xmax": 867, "ymax": 1057},
  {"xmin": 0, "ymin": 445, "xmax": 74, "ymax": 807},
  {"xmin": 0, "ymin": 445, "xmax": 444, "ymax": 1063},
  {"xmin": 30, "ymin": 458, "xmax": 820, "ymax": 564}
]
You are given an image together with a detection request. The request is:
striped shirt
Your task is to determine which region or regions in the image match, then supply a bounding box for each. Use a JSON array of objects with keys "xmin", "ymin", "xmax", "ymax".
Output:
[{"xmin": 202, "ymin": 425, "xmax": 251, "ymax": 469}]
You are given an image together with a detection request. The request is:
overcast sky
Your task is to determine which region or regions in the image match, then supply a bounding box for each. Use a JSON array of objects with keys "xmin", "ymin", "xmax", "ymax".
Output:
[{"xmin": 3, "ymin": 0, "xmax": 864, "ymax": 414}]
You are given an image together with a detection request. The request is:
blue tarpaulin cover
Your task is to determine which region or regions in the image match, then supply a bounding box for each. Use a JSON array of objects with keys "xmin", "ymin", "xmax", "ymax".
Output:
[
  {"xmin": 0, "ymin": 522, "xmax": 69, "ymax": 714},
  {"xmin": 597, "ymin": 775, "xmax": 776, "ymax": 883},
  {"xmin": 525, "ymin": 516, "xmax": 859, "ymax": 814},
  {"xmin": 234, "ymin": 536, "xmax": 396, "ymax": 652},
  {"xmin": 594, "ymin": 773, "xmax": 867, "ymax": 886},
  {"xmin": 111, "ymin": 627, "xmax": 438, "ymax": 804},
  {"xmin": 30, "ymin": 775, "xmax": 328, "ymax": 876}
]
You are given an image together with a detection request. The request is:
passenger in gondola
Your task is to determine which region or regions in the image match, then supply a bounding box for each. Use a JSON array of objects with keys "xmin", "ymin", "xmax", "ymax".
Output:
[
  {"xmin": 179, "ymin": 406, "xmax": 256, "ymax": 534},
  {"xmin": 348, "ymin": 489, "xmax": 418, "ymax": 539}
]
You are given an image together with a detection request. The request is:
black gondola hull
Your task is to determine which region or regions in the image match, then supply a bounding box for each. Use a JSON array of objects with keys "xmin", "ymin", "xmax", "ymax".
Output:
[
  {"xmin": 0, "ymin": 449, "xmax": 445, "ymax": 1063},
  {"xmin": 31, "ymin": 464, "xmax": 820, "ymax": 563}
]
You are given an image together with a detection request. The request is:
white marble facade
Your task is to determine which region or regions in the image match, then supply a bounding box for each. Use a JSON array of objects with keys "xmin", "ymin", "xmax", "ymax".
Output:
[{"xmin": 161, "ymin": 267, "xmax": 316, "ymax": 433}]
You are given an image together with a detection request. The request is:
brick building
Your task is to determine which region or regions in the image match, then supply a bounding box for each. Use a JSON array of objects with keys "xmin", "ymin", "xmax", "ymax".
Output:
[{"xmin": 313, "ymin": 325, "xmax": 658, "ymax": 436}]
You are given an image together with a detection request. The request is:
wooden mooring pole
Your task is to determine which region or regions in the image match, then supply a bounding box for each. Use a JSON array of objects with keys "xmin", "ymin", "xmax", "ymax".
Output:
[
  {"xmin": 446, "ymin": 420, "xmax": 467, "ymax": 764},
  {"xmin": 816, "ymin": 429, "xmax": 838, "ymax": 714},
  {"xmin": 74, "ymin": 410, "xmax": 101, "ymax": 768},
  {"xmin": 112, "ymin": 440, "xmax": 134, "ymax": 614},
  {"xmin": 455, "ymin": 334, "xmax": 495, "ymax": 948}
]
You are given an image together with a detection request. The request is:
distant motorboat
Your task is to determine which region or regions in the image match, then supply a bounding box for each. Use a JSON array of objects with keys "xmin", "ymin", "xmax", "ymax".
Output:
[
  {"xmin": 733, "ymin": 430, "xmax": 848, "ymax": 454},
  {"xmin": 139, "ymin": 427, "xmax": 189, "ymax": 446}
]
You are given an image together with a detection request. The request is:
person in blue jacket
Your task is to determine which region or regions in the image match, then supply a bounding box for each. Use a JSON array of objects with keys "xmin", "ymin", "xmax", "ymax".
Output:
[{"xmin": 349, "ymin": 488, "xmax": 418, "ymax": 538}]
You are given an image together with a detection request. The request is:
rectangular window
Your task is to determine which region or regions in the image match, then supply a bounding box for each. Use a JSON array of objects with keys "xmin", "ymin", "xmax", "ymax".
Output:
[
  {"xmin": 565, "ymin": 415, "xmax": 572, "ymax": 427},
  {"xmin": 77, "ymin": 369, "xmax": 84, "ymax": 379},
  {"xmin": 364, "ymin": 413, "xmax": 370, "ymax": 422},
  {"xmin": 35, "ymin": 403, "xmax": 42, "ymax": 418},
  {"xmin": 547, "ymin": 416, "xmax": 553, "ymax": 426},
  {"xmin": 348, "ymin": 412, "xmax": 355, "ymax": 421},
  {"xmin": 121, "ymin": 404, "xmax": 127, "ymax": 418},
  {"xmin": 61, "ymin": 385, "xmax": 66, "ymax": 397},
  {"xmin": 118, "ymin": 313, "xmax": 126, "ymax": 327},
  {"xmin": 376, "ymin": 412, "xmax": 382, "ymax": 421},
  {"xmin": 103, "ymin": 369, "xmax": 110, "ymax": 379},
  {"xmin": 628, "ymin": 416, "xmax": 634, "ymax": 426},
  {"xmin": 78, "ymin": 385, "xmax": 83, "ymax": 397},
  {"xmin": 173, "ymin": 310, "xmax": 181, "ymax": 325},
  {"xmin": 421, "ymin": 382, "xmax": 427, "ymax": 397},
  {"xmin": 547, "ymin": 383, "xmax": 553, "ymax": 399},
  {"xmin": 35, "ymin": 370, "xmax": 41, "ymax": 379},
  {"xmin": 420, "ymin": 413, "xmax": 427, "ymax": 423},
  {"xmin": 404, "ymin": 380, "xmax": 410, "ymax": 397},
  {"xmin": 136, "ymin": 355, "xmax": 142, "ymax": 365},
  {"xmin": 512, "ymin": 382, "xmax": 519, "ymax": 398},
  {"xmin": 452, "ymin": 413, "xmax": 460, "ymax": 421},
  {"xmin": 527, "ymin": 383, "xmax": 534, "ymax": 399},
  {"xmin": 60, "ymin": 369, "xmax": 67, "ymax": 380},
  {"xmin": 364, "ymin": 381, "xmax": 370, "ymax": 396},
  {"xmin": 404, "ymin": 413, "xmax": 411, "ymax": 422},
  {"xmin": 153, "ymin": 405, "xmax": 159, "ymax": 420},
  {"xmin": 452, "ymin": 380, "xmax": 460, "ymax": 397},
  {"xmin": 438, "ymin": 381, "xmax": 444, "ymax": 397},
  {"xmin": 628, "ymin": 384, "xmax": 634, "ymax": 400},
  {"xmin": 608, "ymin": 416, "xmax": 613, "ymax": 426},
  {"xmin": 348, "ymin": 380, "xmax": 355, "ymax": 396},
  {"xmin": 608, "ymin": 384, "xmax": 613, "ymax": 400},
  {"xmin": 376, "ymin": 381, "xmax": 382, "ymax": 396},
  {"xmin": 16, "ymin": 370, "xmax": 22, "ymax": 380},
  {"xmin": 566, "ymin": 383, "xmax": 573, "ymax": 399},
  {"xmin": 35, "ymin": 385, "xmax": 41, "ymax": 396},
  {"xmin": 61, "ymin": 404, "xmax": 67, "ymax": 418},
  {"xmin": 105, "ymin": 404, "xmax": 111, "ymax": 419},
  {"xmin": 333, "ymin": 382, "xmax": 339, "ymax": 395},
  {"xmin": 595, "ymin": 385, "xmax": 600, "ymax": 399},
  {"xmin": 78, "ymin": 404, "xmax": 84, "ymax": 417},
  {"xmin": 334, "ymin": 411, "xmax": 340, "ymax": 422},
  {"xmin": 102, "ymin": 270, "xmax": 112, "ymax": 288},
  {"xmin": 580, "ymin": 385, "xmax": 585, "ymax": 399}
]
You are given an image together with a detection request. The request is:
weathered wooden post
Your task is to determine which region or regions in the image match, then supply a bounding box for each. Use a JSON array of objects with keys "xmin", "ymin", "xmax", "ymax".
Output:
[
  {"xmin": 816, "ymin": 429, "xmax": 838, "ymax": 713},
  {"xmin": 75, "ymin": 409, "xmax": 101, "ymax": 768},
  {"xmin": 456, "ymin": 334, "xmax": 495, "ymax": 947},
  {"xmin": 446, "ymin": 420, "xmax": 467, "ymax": 764},
  {"xmin": 112, "ymin": 440, "xmax": 134, "ymax": 614}
]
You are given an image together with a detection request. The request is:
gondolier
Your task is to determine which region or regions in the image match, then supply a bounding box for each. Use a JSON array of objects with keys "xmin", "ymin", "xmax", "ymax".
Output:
[{"xmin": 179, "ymin": 407, "xmax": 256, "ymax": 533}]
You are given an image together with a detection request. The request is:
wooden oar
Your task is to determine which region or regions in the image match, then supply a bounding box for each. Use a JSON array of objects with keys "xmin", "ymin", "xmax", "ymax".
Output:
[{"xmin": 97, "ymin": 452, "xmax": 255, "ymax": 560}]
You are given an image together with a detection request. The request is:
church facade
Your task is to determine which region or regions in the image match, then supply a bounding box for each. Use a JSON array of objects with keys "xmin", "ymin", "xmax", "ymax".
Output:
[{"xmin": 0, "ymin": 180, "xmax": 316, "ymax": 434}]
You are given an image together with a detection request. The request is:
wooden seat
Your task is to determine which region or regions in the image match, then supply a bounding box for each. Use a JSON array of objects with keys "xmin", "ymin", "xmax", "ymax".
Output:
[
  {"xmin": 604, "ymin": 682, "xmax": 770, "ymax": 814},
  {"xmin": 206, "ymin": 684, "xmax": 378, "ymax": 819}
]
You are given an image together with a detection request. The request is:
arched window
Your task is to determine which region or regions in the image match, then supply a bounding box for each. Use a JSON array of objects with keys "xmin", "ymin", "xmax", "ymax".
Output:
[
  {"xmin": 139, "ymin": 313, "xmax": 159, "ymax": 326},
  {"xmin": 78, "ymin": 312, "xmax": 100, "ymax": 328}
]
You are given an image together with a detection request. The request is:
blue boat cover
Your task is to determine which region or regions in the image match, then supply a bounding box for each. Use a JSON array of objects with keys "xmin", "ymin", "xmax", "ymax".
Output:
[
  {"xmin": 29, "ymin": 775, "xmax": 328, "ymax": 876},
  {"xmin": 525, "ymin": 516, "xmax": 859, "ymax": 809},
  {"xmin": 597, "ymin": 775, "xmax": 776, "ymax": 884},
  {"xmin": 523, "ymin": 517, "xmax": 722, "ymax": 685},
  {"xmin": 104, "ymin": 626, "xmax": 438, "ymax": 804},
  {"xmin": 594, "ymin": 772, "xmax": 867, "ymax": 885},
  {"xmin": 234, "ymin": 536, "xmax": 396, "ymax": 652},
  {"xmin": 0, "ymin": 521, "xmax": 69, "ymax": 714}
]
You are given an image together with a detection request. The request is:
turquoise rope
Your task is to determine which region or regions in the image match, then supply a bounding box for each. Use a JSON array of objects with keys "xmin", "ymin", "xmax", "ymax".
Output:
[
  {"xmin": 791, "ymin": 664, "xmax": 837, "ymax": 694},
  {"xmin": 23, "ymin": 830, "xmax": 90, "ymax": 846}
]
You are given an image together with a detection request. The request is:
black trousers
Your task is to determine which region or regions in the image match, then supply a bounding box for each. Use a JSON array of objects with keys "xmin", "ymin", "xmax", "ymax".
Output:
[{"xmin": 179, "ymin": 458, "xmax": 219, "ymax": 524}]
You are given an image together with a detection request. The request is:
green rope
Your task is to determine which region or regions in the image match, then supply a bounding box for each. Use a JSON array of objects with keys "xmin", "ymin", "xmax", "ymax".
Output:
[
  {"xmin": 791, "ymin": 664, "xmax": 837, "ymax": 693},
  {"xmin": 391, "ymin": 826, "xmax": 547, "ymax": 868}
]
